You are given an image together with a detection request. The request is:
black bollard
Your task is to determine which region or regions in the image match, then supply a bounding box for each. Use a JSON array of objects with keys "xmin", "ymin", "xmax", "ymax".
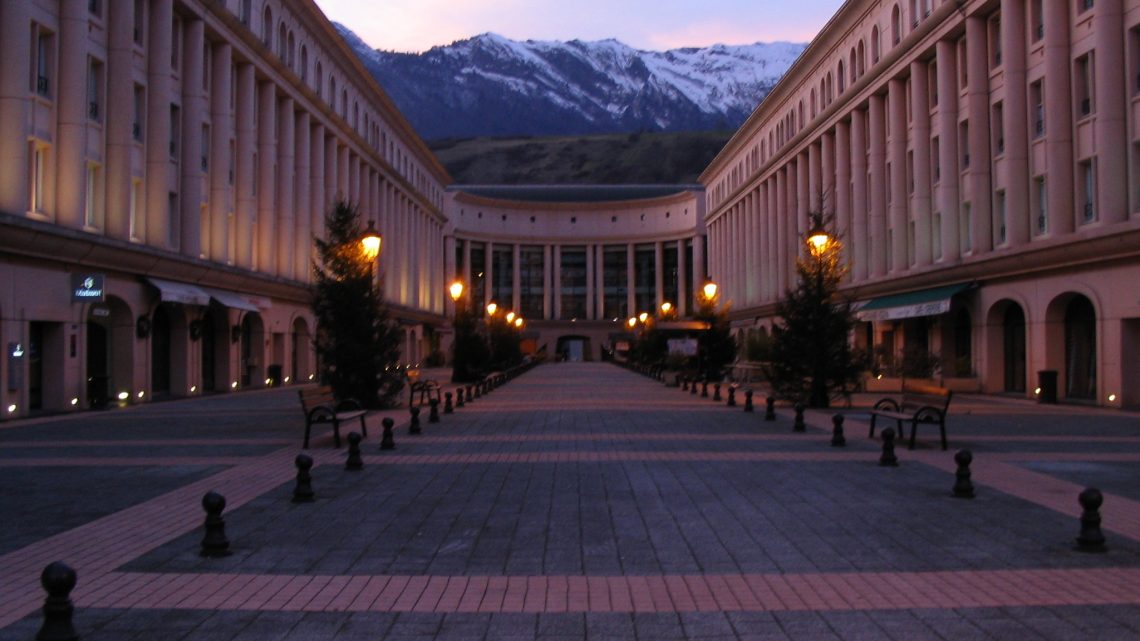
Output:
[
  {"xmin": 682, "ymin": 378, "xmax": 689, "ymax": 392},
  {"xmin": 467, "ymin": 384, "xmax": 476, "ymax": 400},
  {"xmin": 701, "ymin": 381, "xmax": 709, "ymax": 398},
  {"xmin": 690, "ymin": 380, "xmax": 698, "ymax": 395},
  {"xmin": 444, "ymin": 392, "xmax": 454, "ymax": 414},
  {"xmin": 456, "ymin": 388, "xmax": 465, "ymax": 407},
  {"xmin": 345, "ymin": 432, "xmax": 363, "ymax": 471},
  {"xmin": 744, "ymin": 389, "xmax": 754, "ymax": 412},
  {"xmin": 429, "ymin": 398, "xmax": 441, "ymax": 423},
  {"xmin": 409, "ymin": 406, "xmax": 422, "ymax": 434},
  {"xmin": 474, "ymin": 383, "xmax": 482, "ymax": 398},
  {"xmin": 830, "ymin": 414, "xmax": 847, "ymax": 447},
  {"xmin": 200, "ymin": 491, "xmax": 233, "ymax": 556},
  {"xmin": 726, "ymin": 387, "xmax": 736, "ymax": 407},
  {"xmin": 879, "ymin": 428, "xmax": 899, "ymax": 467},
  {"xmin": 713, "ymin": 383, "xmax": 723, "ymax": 402},
  {"xmin": 36, "ymin": 561, "xmax": 78, "ymax": 641},
  {"xmin": 792, "ymin": 402, "xmax": 806, "ymax": 432},
  {"xmin": 951, "ymin": 449, "xmax": 974, "ymax": 498},
  {"xmin": 1075, "ymin": 487, "xmax": 1107, "ymax": 552},
  {"xmin": 380, "ymin": 417, "xmax": 396, "ymax": 450},
  {"xmin": 292, "ymin": 455, "xmax": 315, "ymax": 503},
  {"xmin": 764, "ymin": 396, "xmax": 776, "ymax": 421}
]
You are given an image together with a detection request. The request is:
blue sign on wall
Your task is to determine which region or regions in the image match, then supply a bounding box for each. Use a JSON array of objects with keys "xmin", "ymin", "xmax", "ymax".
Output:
[{"xmin": 71, "ymin": 273, "xmax": 105, "ymax": 303}]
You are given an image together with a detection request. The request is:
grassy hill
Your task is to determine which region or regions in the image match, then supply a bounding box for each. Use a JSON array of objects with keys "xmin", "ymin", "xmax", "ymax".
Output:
[{"xmin": 428, "ymin": 130, "xmax": 733, "ymax": 185}]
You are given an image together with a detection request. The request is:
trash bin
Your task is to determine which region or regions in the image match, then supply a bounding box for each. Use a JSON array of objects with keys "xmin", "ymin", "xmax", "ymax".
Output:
[
  {"xmin": 1037, "ymin": 370, "xmax": 1058, "ymax": 404},
  {"xmin": 267, "ymin": 364, "xmax": 283, "ymax": 387}
]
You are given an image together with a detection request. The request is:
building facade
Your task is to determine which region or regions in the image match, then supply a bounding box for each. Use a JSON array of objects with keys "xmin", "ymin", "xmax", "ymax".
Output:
[
  {"xmin": 702, "ymin": 0, "xmax": 1140, "ymax": 407},
  {"xmin": 443, "ymin": 185, "xmax": 706, "ymax": 362},
  {"xmin": 0, "ymin": 0, "xmax": 448, "ymax": 418}
]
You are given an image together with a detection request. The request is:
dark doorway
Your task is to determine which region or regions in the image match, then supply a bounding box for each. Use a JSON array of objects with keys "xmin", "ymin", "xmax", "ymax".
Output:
[
  {"xmin": 28, "ymin": 322, "xmax": 44, "ymax": 410},
  {"xmin": 151, "ymin": 307, "xmax": 172, "ymax": 395},
  {"xmin": 1003, "ymin": 304, "xmax": 1026, "ymax": 393},
  {"xmin": 87, "ymin": 321, "xmax": 109, "ymax": 408},
  {"xmin": 1064, "ymin": 296, "xmax": 1096, "ymax": 400},
  {"xmin": 201, "ymin": 318, "xmax": 216, "ymax": 392}
]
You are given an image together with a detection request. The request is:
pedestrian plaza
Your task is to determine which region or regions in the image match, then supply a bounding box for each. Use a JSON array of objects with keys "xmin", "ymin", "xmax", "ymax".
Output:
[{"xmin": 2, "ymin": 363, "xmax": 1140, "ymax": 640}]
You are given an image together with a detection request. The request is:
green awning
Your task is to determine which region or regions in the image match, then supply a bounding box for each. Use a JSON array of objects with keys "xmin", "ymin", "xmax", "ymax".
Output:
[{"xmin": 856, "ymin": 283, "xmax": 974, "ymax": 321}]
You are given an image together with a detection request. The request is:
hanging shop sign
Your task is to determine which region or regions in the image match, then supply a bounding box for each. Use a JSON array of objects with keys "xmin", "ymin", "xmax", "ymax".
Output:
[{"xmin": 71, "ymin": 273, "xmax": 106, "ymax": 303}]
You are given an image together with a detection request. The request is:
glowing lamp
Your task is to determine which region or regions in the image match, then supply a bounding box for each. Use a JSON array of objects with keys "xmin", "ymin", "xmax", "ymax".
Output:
[
  {"xmin": 359, "ymin": 220, "xmax": 382, "ymax": 260},
  {"xmin": 449, "ymin": 281, "xmax": 464, "ymax": 301}
]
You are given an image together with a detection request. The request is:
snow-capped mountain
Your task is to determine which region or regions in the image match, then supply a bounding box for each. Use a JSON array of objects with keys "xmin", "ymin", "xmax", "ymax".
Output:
[{"xmin": 336, "ymin": 25, "xmax": 805, "ymax": 140}]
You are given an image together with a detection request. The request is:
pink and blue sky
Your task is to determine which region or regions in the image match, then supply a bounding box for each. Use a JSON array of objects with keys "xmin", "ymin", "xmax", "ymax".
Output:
[{"xmin": 313, "ymin": 0, "xmax": 847, "ymax": 53}]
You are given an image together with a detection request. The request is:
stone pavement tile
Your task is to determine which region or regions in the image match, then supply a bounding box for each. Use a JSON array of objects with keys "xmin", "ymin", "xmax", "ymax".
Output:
[
  {"xmin": 1019, "ymin": 461, "xmax": 1140, "ymax": 502},
  {"xmin": 0, "ymin": 465, "xmax": 224, "ymax": 556}
]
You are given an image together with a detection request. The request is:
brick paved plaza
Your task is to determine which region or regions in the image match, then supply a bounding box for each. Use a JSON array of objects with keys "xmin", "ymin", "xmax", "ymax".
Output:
[{"xmin": 2, "ymin": 363, "xmax": 1140, "ymax": 640}]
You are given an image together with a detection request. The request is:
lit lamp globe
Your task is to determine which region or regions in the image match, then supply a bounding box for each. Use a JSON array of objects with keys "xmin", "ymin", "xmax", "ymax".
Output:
[
  {"xmin": 486, "ymin": 302, "xmax": 498, "ymax": 316},
  {"xmin": 627, "ymin": 317, "xmax": 637, "ymax": 328},
  {"xmin": 449, "ymin": 281, "xmax": 464, "ymax": 301},
  {"xmin": 513, "ymin": 317, "xmax": 524, "ymax": 328},
  {"xmin": 806, "ymin": 219, "xmax": 831, "ymax": 255},
  {"xmin": 660, "ymin": 301, "xmax": 673, "ymax": 315},
  {"xmin": 702, "ymin": 281, "xmax": 718, "ymax": 301},
  {"xmin": 505, "ymin": 311, "xmax": 516, "ymax": 324},
  {"xmin": 360, "ymin": 220, "xmax": 382, "ymax": 260},
  {"xmin": 638, "ymin": 312, "xmax": 648, "ymax": 324}
]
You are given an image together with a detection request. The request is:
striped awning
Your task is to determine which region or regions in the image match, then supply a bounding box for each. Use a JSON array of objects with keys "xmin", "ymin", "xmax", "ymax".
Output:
[{"xmin": 855, "ymin": 283, "xmax": 974, "ymax": 321}]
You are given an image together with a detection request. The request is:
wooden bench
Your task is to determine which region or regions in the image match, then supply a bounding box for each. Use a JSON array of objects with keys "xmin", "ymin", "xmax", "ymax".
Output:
[
  {"xmin": 868, "ymin": 381, "xmax": 953, "ymax": 450},
  {"xmin": 298, "ymin": 386, "xmax": 368, "ymax": 448}
]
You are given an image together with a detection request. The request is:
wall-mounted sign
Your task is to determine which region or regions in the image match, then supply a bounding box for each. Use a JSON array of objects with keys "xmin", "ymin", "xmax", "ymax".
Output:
[{"xmin": 71, "ymin": 273, "xmax": 105, "ymax": 303}]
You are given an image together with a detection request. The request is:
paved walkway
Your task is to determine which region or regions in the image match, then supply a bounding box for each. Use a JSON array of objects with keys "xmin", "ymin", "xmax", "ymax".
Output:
[{"xmin": 2, "ymin": 363, "xmax": 1140, "ymax": 640}]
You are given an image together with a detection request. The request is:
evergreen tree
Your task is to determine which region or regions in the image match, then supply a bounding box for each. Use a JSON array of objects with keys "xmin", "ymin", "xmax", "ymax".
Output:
[
  {"xmin": 311, "ymin": 200, "xmax": 404, "ymax": 408},
  {"xmin": 766, "ymin": 215, "xmax": 863, "ymax": 407},
  {"xmin": 451, "ymin": 305, "xmax": 490, "ymax": 382},
  {"xmin": 694, "ymin": 294, "xmax": 737, "ymax": 381}
]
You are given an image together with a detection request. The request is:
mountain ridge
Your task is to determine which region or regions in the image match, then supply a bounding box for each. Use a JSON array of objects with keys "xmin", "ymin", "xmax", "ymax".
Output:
[{"xmin": 336, "ymin": 25, "xmax": 806, "ymax": 141}]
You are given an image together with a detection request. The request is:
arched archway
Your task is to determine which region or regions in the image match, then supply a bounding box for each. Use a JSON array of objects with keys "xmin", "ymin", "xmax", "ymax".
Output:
[
  {"xmin": 86, "ymin": 296, "xmax": 133, "ymax": 408},
  {"xmin": 200, "ymin": 305, "xmax": 230, "ymax": 393}
]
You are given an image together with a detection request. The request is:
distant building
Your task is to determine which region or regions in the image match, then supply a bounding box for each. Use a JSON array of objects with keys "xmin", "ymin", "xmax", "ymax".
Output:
[{"xmin": 2, "ymin": 0, "xmax": 1137, "ymax": 418}]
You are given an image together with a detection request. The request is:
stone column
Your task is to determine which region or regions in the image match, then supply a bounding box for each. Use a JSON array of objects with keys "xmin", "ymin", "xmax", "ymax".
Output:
[
  {"xmin": 293, "ymin": 112, "xmax": 311, "ymax": 281},
  {"xmin": 105, "ymin": 0, "xmax": 135, "ymax": 239},
  {"xmin": 275, "ymin": 98, "xmax": 295, "ymax": 279},
  {"xmin": 676, "ymin": 239, "xmax": 688, "ymax": 314},
  {"xmin": 910, "ymin": 60, "xmax": 933, "ymax": 266},
  {"xmin": 626, "ymin": 244, "xmax": 635, "ymax": 317},
  {"xmin": 234, "ymin": 64, "xmax": 256, "ymax": 269},
  {"xmin": 744, "ymin": 195, "xmax": 756, "ymax": 305},
  {"xmin": 834, "ymin": 123, "xmax": 850, "ymax": 272},
  {"xmin": 936, "ymin": 40, "xmax": 961, "ymax": 262},
  {"xmin": 808, "ymin": 142, "xmax": 821, "ymax": 213},
  {"xmin": 179, "ymin": 18, "xmax": 204, "ymax": 257},
  {"xmin": 551, "ymin": 244, "xmax": 561, "ymax": 320},
  {"xmin": 967, "ymin": 15, "xmax": 993, "ymax": 254},
  {"xmin": 145, "ymin": 0, "xmax": 174, "ymax": 248},
  {"xmin": 308, "ymin": 123, "xmax": 325, "ymax": 249},
  {"xmin": 692, "ymin": 234, "xmax": 706, "ymax": 298},
  {"xmin": 1001, "ymin": 0, "xmax": 1029, "ymax": 247},
  {"xmin": 512, "ymin": 243, "xmax": 522, "ymax": 313},
  {"xmin": 850, "ymin": 108, "xmax": 869, "ymax": 281},
  {"xmin": 1094, "ymin": 0, "xmax": 1127, "ymax": 224},
  {"xmin": 1044, "ymin": 0, "xmax": 1073, "ymax": 236},
  {"xmin": 593, "ymin": 244, "xmax": 605, "ymax": 319},
  {"xmin": 209, "ymin": 42, "xmax": 233, "ymax": 263},
  {"xmin": 56, "ymin": 0, "xmax": 88, "ymax": 229},
  {"xmin": 887, "ymin": 78, "xmax": 908, "ymax": 273},
  {"xmin": 775, "ymin": 168, "xmax": 788, "ymax": 293},
  {"xmin": 868, "ymin": 93, "xmax": 888, "ymax": 277},
  {"xmin": 796, "ymin": 151, "xmax": 809, "ymax": 262},
  {"xmin": 586, "ymin": 244, "xmax": 597, "ymax": 320},
  {"xmin": 0, "ymin": 0, "xmax": 30, "ymax": 215},
  {"xmin": 255, "ymin": 82, "xmax": 277, "ymax": 273},
  {"xmin": 766, "ymin": 177, "xmax": 778, "ymax": 298},
  {"xmin": 654, "ymin": 241, "xmax": 665, "ymax": 311}
]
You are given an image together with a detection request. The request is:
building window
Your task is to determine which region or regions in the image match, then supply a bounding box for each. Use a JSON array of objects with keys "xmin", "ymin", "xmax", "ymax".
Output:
[
  {"xmin": 88, "ymin": 0, "xmax": 102, "ymax": 18},
  {"xmin": 169, "ymin": 105, "xmax": 180, "ymax": 159},
  {"xmin": 1030, "ymin": 81, "xmax": 1044, "ymax": 138},
  {"xmin": 133, "ymin": 0, "xmax": 145, "ymax": 44},
  {"xmin": 931, "ymin": 136, "xmax": 941, "ymax": 183},
  {"xmin": 929, "ymin": 61, "xmax": 938, "ymax": 106},
  {"xmin": 30, "ymin": 143, "xmax": 48, "ymax": 214},
  {"xmin": 933, "ymin": 212, "xmax": 942, "ymax": 259},
  {"xmin": 519, "ymin": 245, "xmax": 544, "ymax": 319},
  {"xmin": 1031, "ymin": 0, "xmax": 1044, "ymax": 42},
  {"xmin": 300, "ymin": 46, "xmax": 308, "ymax": 82},
  {"xmin": 891, "ymin": 5, "xmax": 901, "ymax": 46},
  {"xmin": 278, "ymin": 23, "xmax": 287, "ymax": 60},
  {"xmin": 603, "ymin": 245, "xmax": 628, "ymax": 319},
  {"xmin": 989, "ymin": 14, "xmax": 1002, "ymax": 68},
  {"xmin": 1034, "ymin": 177, "xmax": 1047, "ymax": 235},
  {"xmin": 239, "ymin": 0, "xmax": 252, "ymax": 26},
  {"xmin": 262, "ymin": 6, "xmax": 273, "ymax": 46},
  {"xmin": 560, "ymin": 246, "xmax": 587, "ymax": 319},
  {"xmin": 992, "ymin": 101, "xmax": 1004, "ymax": 154},
  {"xmin": 490, "ymin": 244, "xmax": 513, "ymax": 309},
  {"xmin": 994, "ymin": 190, "xmax": 1007, "ymax": 245},
  {"xmin": 33, "ymin": 25, "xmax": 54, "ymax": 98},
  {"xmin": 87, "ymin": 57, "xmax": 104, "ymax": 122},
  {"xmin": 201, "ymin": 124, "xmax": 209, "ymax": 171},
  {"xmin": 959, "ymin": 121, "xmax": 970, "ymax": 169},
  {"xmin": 131, "ymin": 84, "xmax": 145, "ymax": 141},
  {"xmin": 469, "ymin": 242, "xmax": 486, "ymax": 311},
  {"xmin": 171, "ymin": 16, "xmax": 181, "ymax": 69},
  {"xmin": 871, "ymin": 26, "xmax": 880, "ymax": 63},
  {"xmin": 634, "ymin": 243, "xmax": 655, "ymax": 315},
  {"xmin": 129, "ymin": 178, "xmax": 142, "ymax": 240},
  {"xmin": 1075, "ymin": 53, "xmax": 1094, "ymax": 117},
  {"xmin": 1080, "ymin": 160, "xmax": 1096, "ymax": 223},
  {"xmin": 663, "ymin": 241, "xmax": 679, "ymax": 307},
  {"xmin": 961, "ymin": 202, "xmax": 972, "ymax": 253},
  {"xmin": 907, "ymin": 150, "xmax": 914, "ymax": 194},
  {"xmin": 85, "ymin": 163, "xmax": 102, "ymax": 228},
  {"xmin": 1078, "ymin": 0, "xmax": 1094, "ymax": 14}
]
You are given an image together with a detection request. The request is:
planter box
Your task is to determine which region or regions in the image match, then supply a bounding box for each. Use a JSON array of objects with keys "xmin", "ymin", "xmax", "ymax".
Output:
[{"xmin": 863, "ymin": 375, "xmax": 981, "ymax": 394}]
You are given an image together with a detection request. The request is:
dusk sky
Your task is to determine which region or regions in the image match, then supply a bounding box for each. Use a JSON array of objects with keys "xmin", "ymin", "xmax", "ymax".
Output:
[{"xmin": 313, "ymin": 0, "xmax": 847, "ymax": 53}]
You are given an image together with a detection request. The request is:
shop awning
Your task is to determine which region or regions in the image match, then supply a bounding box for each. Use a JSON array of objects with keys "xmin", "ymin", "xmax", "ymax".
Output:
[
  {"xmin": 200, "ymin": 287, "xmax": 260, "ymax": 312},
  {"xmin": 145, "ymin": 277, "xmax": 210, "ymax": 306},
  {"xmin": 856, "ymin": 283, "xmax": 974, "ymax": 321}
]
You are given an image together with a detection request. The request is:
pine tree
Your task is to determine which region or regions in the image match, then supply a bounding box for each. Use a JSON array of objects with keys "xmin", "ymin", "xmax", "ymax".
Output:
[
  {"xmin": 311, "ymin": 200, "xmax": 404, "ymax": 408},
  {"xmin": 767, "ymin": 216, "xmax": 863, "ymax": 407},
  {"xmin": 694, "ymin": 294, "xmax": 737, "ymax": 381}
]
